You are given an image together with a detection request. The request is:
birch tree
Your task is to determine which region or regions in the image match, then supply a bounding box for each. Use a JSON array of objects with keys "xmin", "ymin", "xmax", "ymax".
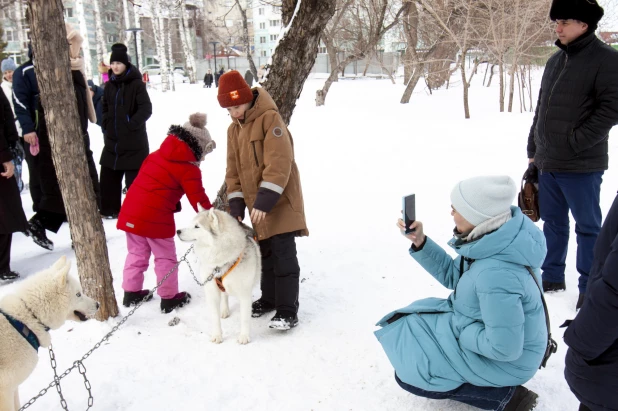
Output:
[
  {"xmin": 74, "ymin": 0, "xmax": 93, "ymax": 79},
  {"xmin": 152, "ymin": 0, "xmax": 171, "ymax": 91},
  {"xmin": 92, "ymin": 0, "xmax": 107, "ymax": 66},
  {"xmin": 14, "ymin": 0, "xmax": 26, "ymax": 61},
  {"xmin": 235, "ymin": 0, "xmax": 258, "ymax": 80},
  {"xmin": 133, "ymin": 3, "xmax": 143, "ymax": 70},
  {"xmin": 123, "ymin": 0, "xmax": 132, "ymax": 45},
  {"xmin": 167, "ymin": 17, "xmax": 176, "ymax": 91},
  {"xmin": 27, "ymin": 0, "xmax": 119, "ymax": 320},
  {"xmin": 178, "ymin": 0, "xmax": 197, "ymax": 83}
]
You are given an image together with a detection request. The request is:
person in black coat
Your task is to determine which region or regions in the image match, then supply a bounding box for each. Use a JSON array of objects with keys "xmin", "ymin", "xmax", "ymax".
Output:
[
  {"xmin": 203, "ymin": 70, "xmax": 213, "ymax": 88},
  {"xmin": 100, "ymin": 43, "xmax": 152, "ymax": 219},
  {"xmin": 0, "ymin": 89, "xmax": 27, "ymax": 280},
  {"xmin": 88, "ymin": 79, "xmax": 105, "ymax": 132},
  {"xmin": 244, "ymin": 69, "xmax": 254, "ymax": 87},
  {"xmin": 564, "ymin": 191, "xmax": 618, "ymax": 411},
  {"xmin": 526, "ymin": 0, "xmax": 618, "ymax": 308}
]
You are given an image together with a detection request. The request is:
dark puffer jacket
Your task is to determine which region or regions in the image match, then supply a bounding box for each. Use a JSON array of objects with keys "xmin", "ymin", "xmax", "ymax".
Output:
[
  {"xmin": 527, "ymin": 32, "xmax": 618, "ymax": 172},
  {"xmin": 100, "ymin": 64, "xmax": 152, "ymax": 171},
  {"xmin": 564, "ymin": 192, "xmax": 618, "ymax": 411}
]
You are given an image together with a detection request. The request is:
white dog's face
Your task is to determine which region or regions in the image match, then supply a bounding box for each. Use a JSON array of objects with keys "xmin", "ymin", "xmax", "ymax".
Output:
[
  {"xmin": 177, "ymin": 205, "xmax": 220, "ymax": 247},
  {"xmin": 63, "ymin": 271, "xmax": 99, "ymax": 322}
]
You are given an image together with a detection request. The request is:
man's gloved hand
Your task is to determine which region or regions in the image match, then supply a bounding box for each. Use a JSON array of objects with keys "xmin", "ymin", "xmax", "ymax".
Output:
[
  {"xmin": 229, "ymin": 197, "xmax": 246, "ymax": 222},
  {"xmin": 523, "ymin": 162, "xmax": 538, "ymax": 184}
]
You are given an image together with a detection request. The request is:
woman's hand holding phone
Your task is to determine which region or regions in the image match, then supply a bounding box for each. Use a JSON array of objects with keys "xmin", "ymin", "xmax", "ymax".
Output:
[{"xmin": 397, "ymin": 218, "xmax": 425, "ymax": 248}]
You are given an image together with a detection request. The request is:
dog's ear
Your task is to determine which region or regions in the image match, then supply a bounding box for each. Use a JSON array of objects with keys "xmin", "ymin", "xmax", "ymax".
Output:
[
  {"xmin": 208, "ymin": 208, "xmax": 219, "ymax": 228},
  {"xmin": 51, "ymin": 255, "xmax": 68, "ymax": 272},
  {"xmin": 55, "ymin": 258, "xmax": 72, "ymax": 287},
  {"xmin": 198, "ymin": 203, "xmax": 206, "ymax": 213}
]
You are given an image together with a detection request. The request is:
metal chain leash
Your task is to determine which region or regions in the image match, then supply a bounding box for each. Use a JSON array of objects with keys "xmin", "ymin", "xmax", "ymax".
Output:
[{"xmin": 19, "ymin": 245, "xmax": 194, "ymax": 411}]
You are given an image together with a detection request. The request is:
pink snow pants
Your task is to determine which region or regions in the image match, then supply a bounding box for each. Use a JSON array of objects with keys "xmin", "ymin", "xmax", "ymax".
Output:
[{"xmin": 122, "ymin": 232, "xmax": 179, "ymax": 299}]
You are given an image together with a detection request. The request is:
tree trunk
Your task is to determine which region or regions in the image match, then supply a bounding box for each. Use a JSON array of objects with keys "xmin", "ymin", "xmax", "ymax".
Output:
[
  {"xmin": 92, "ymin": 0, "xmax": 107, "ymax": 66},
  {"xmin": 122, "ymin": 0, "xmax": 132, "ymax": 45},
  {"xmin": 167, "ymin": 18, "xmax": 175, "ymax": 92},
  {"xmin": 498, "ymin": 59, "xmax": 505, "ymax": 112},
  {"xmin": 27, "ymin": 0, "xmax": 119, "ymax": 321},
  {"xmin": 152, "ymin": 0, "xmax": 169, "ymax": 92},
  {"xmin": 527, "ymin": 65, "xmax": 533, "ymax": 112},
  {"xmin": 179, "ymin": 0, "xmax": 197, "ymax": 84},
  {"xmin": 262, "ymin": 0, "xmax": 336, "ymax": 125},
  {"xmin": 486, "ymin": 64, "xmax": 495, "ymax": 87},
  {"xmin": 74, "ymin": 0, "xmax": 93, "ymax": 79},
  {"xmin": 133, "ymin": 4, "xmax": 143, "ymax": 69},
  {"xmin": 507, "ymin": 59, "xmax": 517, "ymax": 113},
  {"xmin": 235, "ymin": 0, "xmax": 258, "ymax": 81},
  {"xmin": 460, "ymin": 51, "xmax": 470, "ymax": 119},
  {"xmin": 400, "ymin": 63, "xmax": 424, "ymax": 104},
  {"xmin": 316, "ymin": 54, "xmax": 358, "ymax": 107}
]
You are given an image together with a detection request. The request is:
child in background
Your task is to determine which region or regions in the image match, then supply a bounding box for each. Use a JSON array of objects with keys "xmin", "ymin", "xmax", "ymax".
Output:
[
  {"xmin": 118, "ymin": 113, "xmax": 216, "ymax": 313},
  {"xmin": 217, "ymin": 70, "xmax": 308, "ymax": 330}
]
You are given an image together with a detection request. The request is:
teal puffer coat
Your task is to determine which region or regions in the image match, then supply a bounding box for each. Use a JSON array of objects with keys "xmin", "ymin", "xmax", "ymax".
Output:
[{"xmin": 375, "ymin": 207, "xmax": 548, "ymax": 392}]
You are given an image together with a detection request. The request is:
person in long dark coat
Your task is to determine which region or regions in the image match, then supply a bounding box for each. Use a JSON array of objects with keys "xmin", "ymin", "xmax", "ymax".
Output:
[
  {"xmin": 0, "ymin": 89, "xmax": 27, "ymax": 280},
  {"xmin": 564, "ymin": 191, "xmax": 618, "ymax": 411},
  {"xmin": 203, "ymin": 70, "xmax": 213, "ymax": 88},
  {"xmin": 99, "ymin": 43, "xmax": 152, "ymax": 219},
  {"xmin": 244, "ymin": 69, "xmax": 254, "ymax": 87}
]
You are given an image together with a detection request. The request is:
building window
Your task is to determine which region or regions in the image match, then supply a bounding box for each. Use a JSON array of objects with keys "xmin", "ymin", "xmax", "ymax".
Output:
[
  {"xmin": 105, "ymin": 13, "xmax": 116, "ymax": 23},
  {"xmin": 261, "ymin": 50, "xmax": 267, "ymax": 57},
  {"xmin": 270, "ymin": 20, "xmax": 280, "ymax": 27},
  {"xmin": 5, "ymin": 30, "xmax": 14, "ymax": 42},
  {"xmin": 64, "ymin": 8, "xmax": 73, "ymax": 18},
  {"xmin": 260, "ymin": 36, "xmax": 266, "ymax": 44},
  {"xmin": 270, "ymin": 34, "xmax": 278, "ymax": 41},
  {"xmin": 258, "ymin": 8, "xmax": 264, "ymax": 15},
  {"xmin": 107, "ymin": 34, "xmax": 117, "ymax": 43},
  {"xmin": 259, "ymin": 22, "xmax": 265, "ymax": 30},
  {"xmin": 318, "ymin": 45, "xmax": 326, "ymax": 53}
]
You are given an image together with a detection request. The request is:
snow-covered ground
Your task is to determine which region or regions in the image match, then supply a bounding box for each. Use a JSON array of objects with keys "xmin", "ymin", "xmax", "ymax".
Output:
[{"xmin": 4, "ymin": 67, "xmax": 617, "ymax": 410}]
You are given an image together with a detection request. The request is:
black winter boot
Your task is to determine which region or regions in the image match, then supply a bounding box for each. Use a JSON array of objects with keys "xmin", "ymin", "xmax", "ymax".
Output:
[
  {"xmin": 504, "ymin": 386, "xmax": 538, "ymax": 411},
  {"xmin": 542, "ymin": 280, "xmax": 566, "ymax": 292},
  {"xmin": 0, "ymin": 270, "xmax": 19, "ymax": 280},
  {"xmin": 268, "ymin": 311, "xmax": 298, "ymax": 330},
  {"xmin": 123, "ymin": 290, "xmax": 153, "ymax": 307},
  {"xmin": 252, "ymin": 298, "xmax": 275, "ymax": 318},
  {"xmin": 27, "ymin": 219, "xmax": 54, "ymax": 251},
  {"xmin": 160, "ymin": 292, "xmax": 191, "ymax": 314}
]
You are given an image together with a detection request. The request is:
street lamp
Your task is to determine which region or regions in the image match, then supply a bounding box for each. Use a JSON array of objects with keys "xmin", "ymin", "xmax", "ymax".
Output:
[
  {"xmin": 210, "ymin": 41, "xmax": 219, "ymax": 71},
  {"xmin": 125, "ymin": 28, "xmax": 144, "ymax": 70}
]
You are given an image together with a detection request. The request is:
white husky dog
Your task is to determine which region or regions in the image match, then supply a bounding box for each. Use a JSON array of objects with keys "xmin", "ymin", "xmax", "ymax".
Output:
[
  {"xmin": 177, "ymin": 206, "xmax": 261, "ymax": 344},
  {"xmin": 0, "ymin": 256, "xmax": 99, "ymax": 411}
]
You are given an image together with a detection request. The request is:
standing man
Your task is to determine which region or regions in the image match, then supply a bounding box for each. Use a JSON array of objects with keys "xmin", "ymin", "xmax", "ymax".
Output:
[
  {"xmin": 244, "ymin": 69, "xmax": 254, "ymax": 87},
  {"xmin": 203, "ymin": 69, "xmax": 213, "ymax": 88},
  {"xmin": 527, "ymin": 0, "xmax": 618, "ymax": 309}
]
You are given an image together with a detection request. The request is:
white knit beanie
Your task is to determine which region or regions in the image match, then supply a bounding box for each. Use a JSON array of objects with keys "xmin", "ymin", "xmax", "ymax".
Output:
[{"xmin": 450, "ymin": 175, "xmax": 517, "ymax": 227}]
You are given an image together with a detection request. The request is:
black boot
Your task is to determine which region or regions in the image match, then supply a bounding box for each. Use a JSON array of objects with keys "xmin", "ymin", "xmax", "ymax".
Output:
[
  {"xmin": 268, "ymin": 311, "xmax": 298, "ymax": 330},
  {"xmin": 542, "ymin": 280, "xmax": 566, "ymax": 292},
  {"xmin": 252, "ymin": 298, "xmax": 275, "ymax": 318},
  {"xmin": 504, "ymin": 386, "xmax": 538, "ymax": 411},
  {"xmin": 160, "ymin": 292, "xmax": 191, "ymax": 314},
  {"xmin": 0, "ymin": 270, "xmax": 19, "ymax": 281},
  {"xmin": 576, "ymin": 293, "xmax": 585, "ymax": 311},
  {"xmin": 123, "ymin": 290, "xmax": 153, "ymax": 307},
  {"xmin": 27, "ymin": 219, "xmax": 54, "ymax": 251}
]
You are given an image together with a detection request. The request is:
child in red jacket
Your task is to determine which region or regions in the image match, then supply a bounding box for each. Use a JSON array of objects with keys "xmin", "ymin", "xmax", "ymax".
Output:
[{"xmin": 117, "ymin": 113, "xmax": 216, "ymax": 313}]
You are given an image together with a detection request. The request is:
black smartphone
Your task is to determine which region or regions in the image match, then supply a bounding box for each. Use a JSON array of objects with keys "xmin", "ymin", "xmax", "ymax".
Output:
[{"xmin": 402, "ymin": 194, "xmax": 416, "ymax": 234}]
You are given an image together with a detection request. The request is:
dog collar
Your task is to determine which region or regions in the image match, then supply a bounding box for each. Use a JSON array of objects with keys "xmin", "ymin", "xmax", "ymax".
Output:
[
  {"xmin": 0, "ymin": 309, "xmax": 41, "ymax": 351},
  {"xmin": 214, "ymin": 252, "xmax": 244, "ymax": 293}
]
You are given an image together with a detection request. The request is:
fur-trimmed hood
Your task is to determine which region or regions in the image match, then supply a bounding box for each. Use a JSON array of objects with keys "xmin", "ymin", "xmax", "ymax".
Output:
[{"xmin": 165, "ymin": 125, "xmax": 204, "ymax": 162}]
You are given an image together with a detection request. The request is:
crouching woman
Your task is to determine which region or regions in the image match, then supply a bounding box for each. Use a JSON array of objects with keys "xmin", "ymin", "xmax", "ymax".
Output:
[{"xmin": 375, "ymin": 176, "xmax": 548, "ymax": 411}]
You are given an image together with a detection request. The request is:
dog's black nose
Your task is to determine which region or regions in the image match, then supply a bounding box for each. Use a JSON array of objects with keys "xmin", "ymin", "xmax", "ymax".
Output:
[
  {"xmin": 96, "ymin": 302, "xmax": 100, "ymax": 310},
  {"xmin": 176, "ymin": 230, "xmax": 181, "ymax": 235}
]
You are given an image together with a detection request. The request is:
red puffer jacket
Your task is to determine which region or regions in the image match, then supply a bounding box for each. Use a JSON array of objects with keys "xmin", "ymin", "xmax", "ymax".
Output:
[{"xmin": 117, "ymin": 130, "xmax": 212, "ymax": 239}]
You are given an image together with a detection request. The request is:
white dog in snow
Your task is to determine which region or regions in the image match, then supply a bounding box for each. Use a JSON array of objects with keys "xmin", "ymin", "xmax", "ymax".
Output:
[
  {"xmin": 0, "ymin": 256, "xmax": 99, "ymax": 411},
  {"xmin": 177, "ymin": 206, "xmax": 261, "ymax": 344}
]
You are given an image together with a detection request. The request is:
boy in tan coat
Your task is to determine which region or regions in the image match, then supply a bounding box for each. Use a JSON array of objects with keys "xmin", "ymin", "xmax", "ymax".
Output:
[{"xmin": 218, "ymin": 71, "xmax": 308, "ymax": 330}]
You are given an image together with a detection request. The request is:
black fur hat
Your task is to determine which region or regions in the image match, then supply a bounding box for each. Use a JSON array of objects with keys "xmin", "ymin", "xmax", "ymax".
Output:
[
  {"xmin": 110, "ymin": 43, "xmax": 130, "ymax": 66},
  {"xmin": 550, "ymin": 0, "xmax": 604, "ymax": 30}
]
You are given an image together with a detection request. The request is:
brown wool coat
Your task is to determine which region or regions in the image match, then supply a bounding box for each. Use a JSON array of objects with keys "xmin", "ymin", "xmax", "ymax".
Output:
[{"xmin": 225, "ymin": 88, "xmax": 308, "ymax": 241}]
